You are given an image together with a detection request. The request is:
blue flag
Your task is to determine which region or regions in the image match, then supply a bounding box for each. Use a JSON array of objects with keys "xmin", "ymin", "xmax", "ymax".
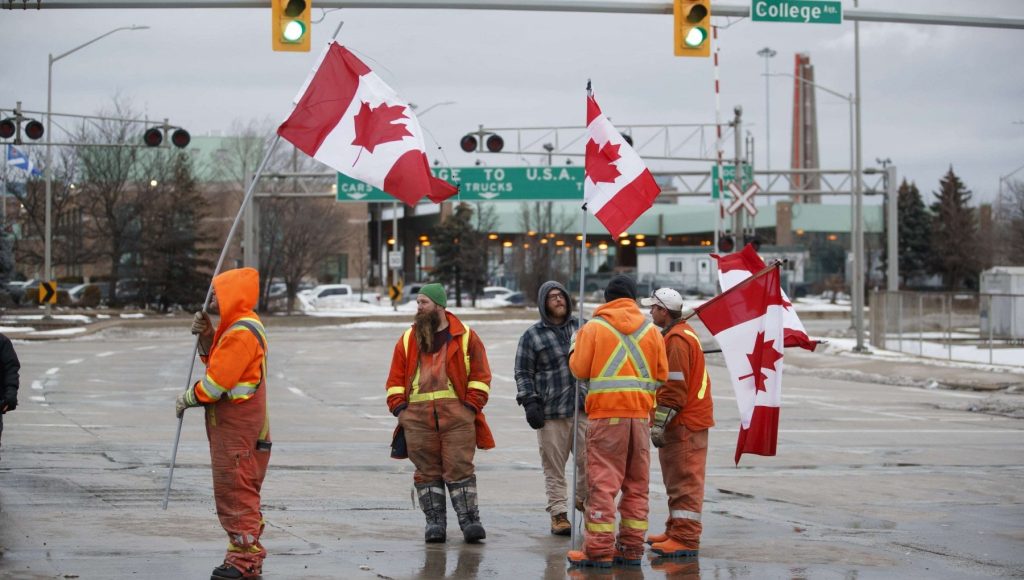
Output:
[{"xmin": 6, "ymin": 144, "xmax": 42, "ymax": 177}]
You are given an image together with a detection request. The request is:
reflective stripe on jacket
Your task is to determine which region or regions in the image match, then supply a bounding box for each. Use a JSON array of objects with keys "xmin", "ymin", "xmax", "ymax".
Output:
[
  {"xmin": 659, "ymin": 320, "xmax": 714, "ymax": 431},
  {"xmin": 570, "ymin": 298, "xmax": 668, "ymax": 420}
]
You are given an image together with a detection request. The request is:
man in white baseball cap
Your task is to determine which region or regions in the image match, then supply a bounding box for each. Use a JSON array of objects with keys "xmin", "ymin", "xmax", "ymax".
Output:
[{"xmin": 639, "ymin": 288, "xmax": 714, "ymax": 558}]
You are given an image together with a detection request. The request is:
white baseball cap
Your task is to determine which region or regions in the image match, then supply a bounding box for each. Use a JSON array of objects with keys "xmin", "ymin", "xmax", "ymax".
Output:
[{"xmin": 640, "ymin": 288, "xmax": 684, "ymax": 312}]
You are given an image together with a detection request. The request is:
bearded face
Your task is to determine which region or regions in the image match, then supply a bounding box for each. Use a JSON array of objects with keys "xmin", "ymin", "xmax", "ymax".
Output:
[
  {"xmin": 546, "ymin": 290, "xmax": 568, "ymax": 322},
  {"xmin": 414, "ymin": 305, "xmax": 443, "ymax": 352}
]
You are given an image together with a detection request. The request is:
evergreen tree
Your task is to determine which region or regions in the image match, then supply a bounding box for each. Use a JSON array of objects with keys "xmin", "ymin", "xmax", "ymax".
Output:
[
  {"xmin": 896, "ymin": 179, "xmax": 932, "ymax": 287},
  {"xmin": 929, "ymin": 167, "xmax": 981, "ymax": 290},
  {"xmin": 432, "ymin": 203, "xmax": 487, "ymax": 308}
]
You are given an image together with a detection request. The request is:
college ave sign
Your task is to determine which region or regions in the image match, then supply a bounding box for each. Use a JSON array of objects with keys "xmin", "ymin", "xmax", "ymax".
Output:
[{"xmin": 751, "ymin": 0, "xmax": 842, "ymax": 24}]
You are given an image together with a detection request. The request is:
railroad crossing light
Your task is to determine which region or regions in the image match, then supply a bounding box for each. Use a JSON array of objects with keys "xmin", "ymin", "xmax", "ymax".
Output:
[
  {"xmin": 674, "ymin": 0, "xmax": 711, "ymax": 58},
  {"xmin": 143, "ymin": 126, "xmax": 191, "ymax": 148},
  {"xmin": 171, "ymin": 129, "xmax": 191, "ymax": 148},
  {"xmin": 23, "ymin": 120, "xmax": 44, "ymax": 140},
  {"xmin": 272, "ymin": 0, "xmax": 311, "ymax": 52},
  {"xmin": 460, "ymin": 134, "xmax": 478, "ymax": 153},
  {"xmin": 717, "ymin": 234, "xmax": 734, "ymax": 253},
  {"xmin": 0, "ymin": 119, "xmax": 15, "ymax": 140},
  {"xmin": 143, "ymin": 127, "xmax": 163, "ymax": 147},
  {"xmin": 0, "ymin": 116, "xmax": 45, "ymax": 143},
  {"xmin": 485, "ymin": 134, "xmax": 504, "ymax": 153}
]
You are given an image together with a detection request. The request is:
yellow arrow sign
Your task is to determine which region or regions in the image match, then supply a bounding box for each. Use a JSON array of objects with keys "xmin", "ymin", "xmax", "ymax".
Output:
[{"xmin": 39, "ymin": 281, "xmax": 57, "ymax": 304}]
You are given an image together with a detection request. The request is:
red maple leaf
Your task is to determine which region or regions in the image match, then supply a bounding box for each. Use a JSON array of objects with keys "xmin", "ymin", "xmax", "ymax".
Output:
[
  {"xmin": 738, "ymin": 331, "xmax": 783, "ymax": 392},
  {"xmin": 351, "ymin": 101, "xmax": 413, "ymax": 161},
  {"xmin": 585, "ymin": 139, "xmax": 622, "ymax": 184}
]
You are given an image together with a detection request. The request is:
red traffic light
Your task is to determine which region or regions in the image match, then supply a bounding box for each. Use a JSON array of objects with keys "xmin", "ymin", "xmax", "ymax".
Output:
[
  {"xmin": 23, "ymin": 120, "xmax": 44, "ymax": 141},
  {"xmin": 460, "ymin": 134, "xmax": 478, "ymax": 153},
  {"xmin": 0, "ymin": 119, "xmax": 15, "ymax": 140},
  {"xmin": 485, "ymin": 134, "xmax": 504, "ymax": 153},
  {"xmin": 718, "ymin": 235, "xmax": 734, "ymax": 253},
  {"xmin": 143, "ymin": 127, "xmax": 163, "ymax": 147},
  {"xmin": 171, "ymin": 129, "xmax": 191, "ymax": 149}
]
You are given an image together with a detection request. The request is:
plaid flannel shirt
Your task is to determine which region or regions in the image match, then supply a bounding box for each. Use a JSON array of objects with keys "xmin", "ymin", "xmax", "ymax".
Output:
[{"xmin": 514, "ymin": 317, "xmax": 584, "ymax": 420}]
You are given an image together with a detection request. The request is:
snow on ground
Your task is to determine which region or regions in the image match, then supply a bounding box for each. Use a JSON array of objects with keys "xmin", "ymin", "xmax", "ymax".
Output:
[
  {"xmin": 27, "ymin": 327, "xmax": 88, "ymax": 337},
  {"xmin": 0, "ymin": 314, "xmax": 93, "ymax": 323},
  {"xmin": 823, "ymin": 337, "xmax": 1024, "ymax": 373},
  {"xmin": 0, "ymin": 326, "xmax": 34, "ymax": 333}
]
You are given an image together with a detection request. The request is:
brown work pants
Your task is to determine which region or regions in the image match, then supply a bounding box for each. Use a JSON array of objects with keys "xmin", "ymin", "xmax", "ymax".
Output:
[
  {"xmin": 400, "ymin": 398, "xmax": 476, "ymax": 484},
  {"xmin": 536, "ymin": 416, "xmax": 588, "ymax": 515},
  {"xmin": 584, "ymin": 417, "xmax": 651, "ymax": 560},
  {"xmin": 206, "ymin": 387, "xmax": 270, "ymax": 577},
  {"xmin": 657, "ymin": 421, "xmax": 708, "ymax": 548}
]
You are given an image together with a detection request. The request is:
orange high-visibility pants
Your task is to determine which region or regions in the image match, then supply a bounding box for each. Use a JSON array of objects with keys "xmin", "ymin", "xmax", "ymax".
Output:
[
  {"xmin": 207, "ymin": 386, "xmax": 271, "ymax": 577},
  {"xmin": 584, "ymin": 417, "xmax": 650, "ymax": 560},
  {"xmin": 400, "ymin": 398, "xmax": 477, "ymax": 485},
  {"xmin": 657, "ymin": 421, "xmax": 708, "ymax": 548}
]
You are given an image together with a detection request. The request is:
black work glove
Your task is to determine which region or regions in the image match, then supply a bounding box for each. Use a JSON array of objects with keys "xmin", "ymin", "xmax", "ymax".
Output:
[
  {"xmin": 2, "ymin": 387, "xmax": 16, "ymax": 412},
  {"xmin": 392, "ymin": 403, "xmax": 407, "ymax": 417},
  {"xmin": 524, "ymin": 399, "xmax": 545, "ymax": 430}
]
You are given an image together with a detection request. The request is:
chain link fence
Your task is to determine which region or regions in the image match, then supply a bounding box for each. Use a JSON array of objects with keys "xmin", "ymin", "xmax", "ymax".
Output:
[{"xmin": 869, "ymin": 290, "xmax": 1024, "ymax": 366}]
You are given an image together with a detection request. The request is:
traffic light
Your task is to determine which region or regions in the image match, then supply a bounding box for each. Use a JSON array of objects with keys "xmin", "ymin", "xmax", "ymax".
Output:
[
  {"xmin": 674, "ymin": 0, "xmax": 711, "ymax": 58},
  {"xmin": 717, "ymin": 234, "xmax": 734, "ymax": 253},
  {"xmin": 272, "ymin": 0, "xmax": 311, "ymax": 52}
]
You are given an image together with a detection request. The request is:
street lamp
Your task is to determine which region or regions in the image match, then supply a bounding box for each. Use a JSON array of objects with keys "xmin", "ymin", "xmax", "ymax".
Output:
[
  {"xmin": 44, "ymin": 25, "xmax": 149, "ymax": 316},
  {"xmin": 757, "ymin": 46, "xmax": 776, "ymax": 198}
]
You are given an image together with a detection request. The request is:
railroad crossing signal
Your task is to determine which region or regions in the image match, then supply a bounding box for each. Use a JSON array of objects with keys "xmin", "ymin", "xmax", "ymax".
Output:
[
  {"xmin": 726, "ymin": 182, "xmax": 760, "ymax": 216},
  {"xmin": 38, "ymin": 281, "xmax": 56, "ymax": 305}
]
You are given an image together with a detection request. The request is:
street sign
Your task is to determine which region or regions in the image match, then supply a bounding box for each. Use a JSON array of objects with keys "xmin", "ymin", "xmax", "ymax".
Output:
[
  {"xmin": 337, "ymin": 167, "xmax": 586, "ymax": 203},
  {"xmin": 711, "ymin": 164, "xmax": 754, "ymax": 199},
  {"xmin": 388, "ymin": 282, "xmax": 403, "ymax": 302},
  {"xmin": 38, "ymin": 281, "xmax": 56, "ymax": 304},
  {"xmin": 751, "ymin": 0, "xmax": 842, "ymax": 24},
  {"xmin": 726, "ymin": 182, "xmax": 761, "ymax": 216},
  {"xmin": 388, "ymin": 250, "xmax": 402, "ymax": 269}
]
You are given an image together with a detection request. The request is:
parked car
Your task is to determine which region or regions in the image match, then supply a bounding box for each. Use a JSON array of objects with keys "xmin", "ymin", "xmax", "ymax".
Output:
[
  {"xmin": 69, "ymin": 283, "xmax": 110, "ymax": 307},
  {"xmin": 305, "ymin": 284, "xmax": 361, "ymax": 309},
  {"xmin": 480, "ymin": 286, "xmax": 515, "ymax": 300},
  {"xmin": 494, "ymin": 291, "xmax": 526, "ymax": 307}
]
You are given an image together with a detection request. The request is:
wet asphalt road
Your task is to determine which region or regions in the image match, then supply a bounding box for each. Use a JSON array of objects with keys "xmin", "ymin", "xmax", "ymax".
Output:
[{"xmin": 0, "ymin": 318, "xmax": 1021, "ymax": 579}]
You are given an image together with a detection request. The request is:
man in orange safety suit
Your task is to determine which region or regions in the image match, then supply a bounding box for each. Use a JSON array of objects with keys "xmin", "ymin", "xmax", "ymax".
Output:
[
  {"xmin": 567, "ymin": 274, "xmax": 667, "ymax": 569},
  {"xmin": 176, "ymin": 267, "xmax": 271, "ymax": 580},
  {"xmin": 641, "ymin": 287, "xmax": 714, "ymax": 559},
  {"xmin": 385, "ymin": 283, "xmax": 494, "ymax": 544}
]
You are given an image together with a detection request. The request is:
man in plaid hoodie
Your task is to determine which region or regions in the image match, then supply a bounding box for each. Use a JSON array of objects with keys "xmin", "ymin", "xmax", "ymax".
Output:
[{"xmin": 515, "ymin": 280, "xmax": 587, "ymax": 536}]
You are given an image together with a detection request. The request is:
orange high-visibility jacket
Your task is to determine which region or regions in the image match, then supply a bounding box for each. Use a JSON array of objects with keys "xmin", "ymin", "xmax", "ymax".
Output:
[
  {"xmin": 385, "ymin": 311, "xmax": 495, "ymax": 449},
  {"xmin": 570, "ymin": 298, "xmax": 668, "ymax": 420},
  {"xmin": 195, "ymin": 268, "xmax": 267, "ymax": 406},
  {"xmin": 659, "ymin": 320, "xmax": 714, "ymax": 431}
]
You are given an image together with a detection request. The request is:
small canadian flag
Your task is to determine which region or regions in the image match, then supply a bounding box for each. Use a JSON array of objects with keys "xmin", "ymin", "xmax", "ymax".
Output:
[
  {"xmin": 278, "ymin": 42, "xmax": 457, "ymax": 206},
  {"xmin": 695, "ymin": 264, "xmax": 786, "ymax": 464}
]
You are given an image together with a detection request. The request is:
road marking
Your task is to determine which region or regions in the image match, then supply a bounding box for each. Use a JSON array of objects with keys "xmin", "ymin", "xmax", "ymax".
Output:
[
  {"xmin": 45, "ymin": 367, "xmax": 60, "ymax": 375},
  {"xmin": 31, "ymin": 380, "xmax": 43, "ymax": 390},
  {"xmin": 359, "ymin": 395, "xmax": 385, "ymax": 401},
  {"xmin": 806, "ymin": 398, "xmax": 924, "ymax": 421},
  {"xmin": 14, "ymin": 423, "xmax": 112, "ymax": 428},
  {"xmin": 362, "ymin": 413, "xmax": 394, "ymax": 420},
  {"xmin": 134, "ymin": 345, "xmax": 158, "ymax": 351},
  {"xmin": 896, "ymin": 387, "xmax": 986, "ymax": 399},
  {"xmin": 96, "ymin": 351, "xmax": 116, "ymax": 358},
  {"xmin": 490, "ymin": 372, "xmax": 515, "ymax": 384},
  {"xmin": 29, "ymin": 395, "xmax": 45, "ymax": 402},
  {"xmin": 66, "ymin": 358, "xmax": 83, "ymax": 365},
  {"xmin": 288, "ymin": 387, "xmax": 309, "ymax": 398}
]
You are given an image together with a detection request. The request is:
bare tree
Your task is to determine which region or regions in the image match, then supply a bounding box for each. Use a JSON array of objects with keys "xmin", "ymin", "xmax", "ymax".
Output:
[
  {"xmin": 994, "ymin": 179, "xmax": 1024, "ymax": 266},
  {"xmin": 512, "ymin": 202, "xmax": 574, "ymax": 304}
]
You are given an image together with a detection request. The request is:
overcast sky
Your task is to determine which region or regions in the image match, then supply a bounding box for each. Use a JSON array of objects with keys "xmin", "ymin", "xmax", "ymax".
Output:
[{"xmin": 2, "ymin": 1, "xmax": 1022, "ymax": 205}]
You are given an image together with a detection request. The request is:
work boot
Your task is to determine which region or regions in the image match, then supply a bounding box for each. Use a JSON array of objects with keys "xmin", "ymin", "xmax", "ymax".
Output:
[
  {"xmin": 646, "ymin": 532, "xmax": 668, "ymax": 545},
  {"xmin": 447, "ymin": 475, "xmax": 486, "ymax": 543},
  {"xmin": 550, "ymin": 512, "xmax": 571, "ymax": 536},
  {"xmin": 650, "ymin": 537, "xmax": 699, "ymax": 559},
  {"xmin": 210, "ymin": 563, "xmax": 251, "ymax": 580},
  {"xmin": 566, "ymin": 549, "xmax": 613, "ymax": 569},
  {"xmin": 575, "ymin": 498, "xmax": 585, "ymax": 513},
  {"xmin": 415, "ymin": 481, "xmax": 447, "ymax": 543},
  {"xmin": 613, "ymin": 543, "xmax": 643, "ymax": 566}
]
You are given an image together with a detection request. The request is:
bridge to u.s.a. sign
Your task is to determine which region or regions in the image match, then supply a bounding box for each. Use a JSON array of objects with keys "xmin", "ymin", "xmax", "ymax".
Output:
[{"xmin": 336, "ymin": 167, "xmax": 585, "ymax": 202}]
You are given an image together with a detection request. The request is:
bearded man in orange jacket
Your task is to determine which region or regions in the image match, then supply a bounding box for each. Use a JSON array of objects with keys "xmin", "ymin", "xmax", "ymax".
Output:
[
  {"xmin": 385, "ymin": 283, "xmax": 494, "ymax": 544},
  {"xmin": 567, "ymin": 275, "xmax": 668, "ymax": 569},
  {"xmin": 175, "ymin": 267, "xmax": 271, "ymax": 580},
  {"xmin": 641, "ymin": 287, "xmax": 714, "ymax": 558}
]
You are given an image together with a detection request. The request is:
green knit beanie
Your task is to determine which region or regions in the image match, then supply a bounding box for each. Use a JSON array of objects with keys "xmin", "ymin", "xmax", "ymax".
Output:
[{"xmin": 418, "ymin": 283, "xmax": 447, "ymax": 308}]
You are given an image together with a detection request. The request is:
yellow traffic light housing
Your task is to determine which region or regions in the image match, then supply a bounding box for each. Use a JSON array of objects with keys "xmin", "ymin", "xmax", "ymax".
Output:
[
  {"xmin": 674, "ymin": 0, "xmax": 711, "ymax": 57},
  {"xmin": 272, "ymin": 0, "xmax": 311, "ymax": 52}
]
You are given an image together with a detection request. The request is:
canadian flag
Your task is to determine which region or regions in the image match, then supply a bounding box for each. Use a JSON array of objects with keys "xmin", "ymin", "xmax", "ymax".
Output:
[
  {"xmin": 584, "ymin": 94, "xmax": 661, "ymax": 238},
  {"xmin": 713, "ymin": 244, "xmax": 818, "ymax": 351},
  {"xmin": 278, "ymin": 42, "xmax": 457, "ymax": 206},
  {"xmin": 695, "ymin": 265, "xmax": 786, "ymax": 464}
]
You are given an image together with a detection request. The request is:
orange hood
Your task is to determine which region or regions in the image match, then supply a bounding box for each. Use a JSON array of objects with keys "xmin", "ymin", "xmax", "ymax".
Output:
[
  {"xmin": 212, "ymin": 267, "xmax": 259, "ymax": 334},
  {"xmin": 592, "ymin": 297, "xmax": 646, "ymax": 335}
]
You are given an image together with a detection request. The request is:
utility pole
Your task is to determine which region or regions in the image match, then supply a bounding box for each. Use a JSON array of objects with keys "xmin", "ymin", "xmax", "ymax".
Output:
[
  {"xmin": 731, "ymin": 105, "xmax": 743, "ymax": 243},
  {"xmin": 853, "ymin": 0, "xmax": 866, "ymax": 352},
  {"xmin": 757, "ymin": 46, "xmax": 776, "ymax": 200}
]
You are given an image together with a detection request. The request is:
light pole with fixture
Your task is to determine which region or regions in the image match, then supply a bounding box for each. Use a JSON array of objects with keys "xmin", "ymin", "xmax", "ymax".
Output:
[
  {"xmin": 757, "ymin": 47, "xmax": 776, "ymax": 199},
  {"xmin": 44, "ymin": 25, "xmax": 149, "ymax": 315}
]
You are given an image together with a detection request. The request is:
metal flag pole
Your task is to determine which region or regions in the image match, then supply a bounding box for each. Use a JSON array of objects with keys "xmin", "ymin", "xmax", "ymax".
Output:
[
  {"xmin": 162, "ymin": 134, "xmax": 283, "ymax": 510},
  {"xmin": 569, "ymin": 200, "xmax": 589, "ymax": 552}
]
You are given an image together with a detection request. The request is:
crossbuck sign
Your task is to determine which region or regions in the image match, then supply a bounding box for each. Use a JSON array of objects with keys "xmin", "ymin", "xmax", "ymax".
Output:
[{"xmin": 726, "ymin": 182, "xmax": 760, "ymax": 216}]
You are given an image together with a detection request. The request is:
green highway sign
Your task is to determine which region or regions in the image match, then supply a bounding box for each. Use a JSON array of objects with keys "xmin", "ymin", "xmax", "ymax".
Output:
[
  {"xmin": 711, "ymin": 164, "xmax": 754, "ymax": 199},
  {"xmin": 751, "ymin": 0, "xmax": 842, "ymax": 24},
  {"xmin": 336, "ymin": 166, "xmax": 586, "ymax": 203}
]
